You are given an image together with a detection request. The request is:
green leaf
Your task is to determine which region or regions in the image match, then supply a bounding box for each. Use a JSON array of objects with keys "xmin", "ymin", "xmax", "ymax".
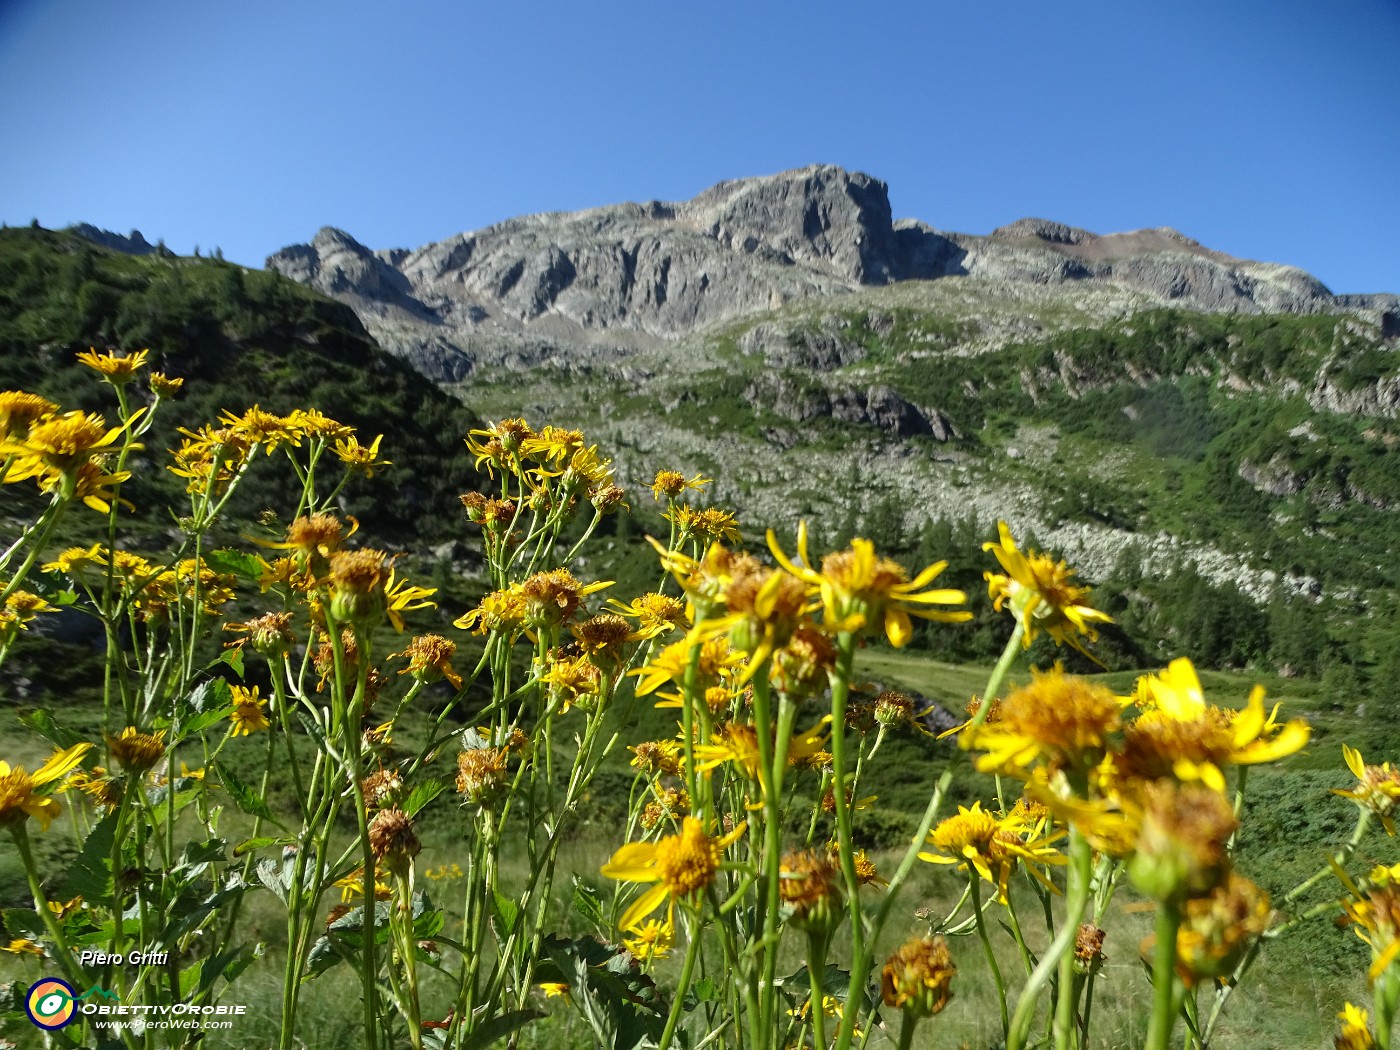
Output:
[
  {"xmin": 63, "ymin": 811, "xmax": 118, "ymax": 905},
  {"xmin": 202, "ymin": 548, "xmax": 265, "ymax": 582},
  {"xmin": 180, "ymin": 838, "xmax": 227, "ymax": 867},
  {"xmin": 215, "ymin": 759, "xmax": 280, "ymax": 827},
  {"xmin": 187, "ymin": 678, "xmax": 234, "ymax": 715},
  {"xmin": 213, "ymin": 647, "xmax": 245, "ymax": 678},
  {"xmin": 571, "ymin": 874, "xmax": 606, "ymax": 934},
  {"xmin": 178, "ymin": 959, "xmax": 204, "ymax": 999},
  {"xmin": 2, "ymin": 908, "xmax": 46, "ymax": 940},
  {"xmin": 490, "ymin": 888, "xmax": 520, "ymax": 942},
  {"xmin": 401, "ymin": 777, "xmax": 447, "ymax": 818},
  {"xmin": 196, "ymin": 943, "xmax": 261, "ymax": 996},
  {"xmin": 234, "ymin": 836, "xmax": 293, "ymax": 857},
  {"xmin": 182, "ymin": 705, "xmax": 233, "ymax": 737},
  {"xmin": 17, "ymin": 707, "xmax": 85, "ymax": 750},
  {"xmin": 413, "ymin": 908, "xmax": 445, "ymax": 939},
  {"xmin": 459, "ymin": 1008, "xmax": 544, "ymax": 1050}
]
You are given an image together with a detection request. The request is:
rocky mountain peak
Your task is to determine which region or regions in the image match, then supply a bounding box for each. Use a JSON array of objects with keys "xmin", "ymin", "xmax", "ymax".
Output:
[
  {"xmin": 679, "ymin": 164, "xmax": 898, "ymax": 283},
  {"xmin": 265, "ymin": 165, "xmax": 1394, "ymax": 382}
]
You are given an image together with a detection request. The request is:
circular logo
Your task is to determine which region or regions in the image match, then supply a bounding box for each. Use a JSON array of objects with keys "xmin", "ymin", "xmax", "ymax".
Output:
[{"xmin": 26, "ymin": 978, "xmax": 77, "ymax": 1030}]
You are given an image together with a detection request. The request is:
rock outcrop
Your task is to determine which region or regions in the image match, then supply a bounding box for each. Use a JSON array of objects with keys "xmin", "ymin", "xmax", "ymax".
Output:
[{"xmin": 266, "ymin": 166, "xmax": 1394, "ymax": 383}]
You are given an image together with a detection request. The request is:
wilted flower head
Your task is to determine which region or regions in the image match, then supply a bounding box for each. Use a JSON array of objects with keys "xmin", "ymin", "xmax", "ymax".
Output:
[
  {"xmin": 1172, "ymin": 873, "xmax": 1272, "ymax": 985},
  {"xmin": 1129, "ymin": 781, "xmax": 1237, "ymax": 903},
  {"xmin": 368, "ymin": 807, "xmax": 421, "ymax": 868},
  {"xmin": 881, "ymin": 935, "xmax": 955, "ymax": 1018},
  {"xmin": 456, "ymin": 747, "xmax": 510, "ymax": 806}
]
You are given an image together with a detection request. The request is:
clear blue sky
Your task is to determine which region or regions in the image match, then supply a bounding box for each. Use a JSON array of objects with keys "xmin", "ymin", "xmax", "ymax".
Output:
[{"xmin": 2, "ymin": 0, "xmax": 1397, "ymax": 294}]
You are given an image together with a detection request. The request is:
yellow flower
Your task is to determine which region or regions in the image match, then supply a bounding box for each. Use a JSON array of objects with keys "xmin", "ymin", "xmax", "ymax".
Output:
[
  {"xmin": 768, "ymin": 522, "xmax": 970, "ymax": 647},
  {"xmin": 229, "ymin": 686, "xmax": 271, "ymax": 736},
  {"xmin": 691, "ymin": 721, "xmax": 827, "ymax": 781},
  {"xmin": 968, "ymin": 667, "xmax": 1122, "ymax": 776},
  {"xmin": 622, "ymin": 917, "xmax": 674, "ymax": 961},
  {"xmin": 59, "ymin": 460, "xmax": 133, "ymax": 513},
  {"xmin": 334, "ymin": 866, "xmax": 392, "ymax": 902},
  {"xmin": 630, "ymin": 739, "xmax": 684, "ymax": 777},
  {"xmin": 0, "ymin": 591, "xmax": 55, "ymax": 643},
  {"xmin": 919, "ymin": 801, "xmax": 1065, "ymax": 903},
  {"xmin": 466, "ymin": 418, "xmax": 534, "ymax": 477},
  {"xmin": 537, "ymin": 981, "xmax": 571, "ymax": 1000},
  {"xmin": 1172, "ymin": 873, "xmax": 1272, "ymax": 985},
  {"xmin": 1338, "ymin": 863, "xmax": 1400, "ymax": 984},
  {"xmin": 1333, "ymin": 745, "xmax": 1400, "ymax": 834},
  {"xmin": 851, "ymin": 849, "xmax": 888, "ymax": 887},
  {"xmin": 76, "ymin": 347, "xmax": 149, "ymax": 385},
  {"xmin": 454, "ymin": 587, "xmax": 528, "ymax": 635},
  {"xmin": 284, "ymin": 408, "xmax": 354, "ymax": 440},
  {"xmin": 1336, "ymin": 1003, "xmax": 1377, "ymax": 1050},
  {"xmin": 633, "ymin": 635, "xmax": 744, "ymax": 698},
  {"xmin": 516, "ymin": 568, "xmax": 611, "ymax": 629},
  {"xmin": 601, "ymin": 816, "xmax": 746, "ymax": 930},
  {"xmin": 667, "ymin": 505, "xmax": 741, "ymax": 545},
  {"xmin": 1127, "ymin": 658, "xmax": 1310, "ymax": 791},
  {"xmin": 392, "ymin": 634, "xmax": 462, "ymax": 689},
  {"xmin": 983, "ymin": 521, "xmax": 1112, "ymax": 656},
  {"xmin": 519, "ymin": 424, "xmax": 584, "ymax": 466},
  {"xmin": 332, "ymin": 433, "xmax": 390, "ymax": 477},
  {"xmin": 2, "ymin": 937, "xmax": 44, "ymax": 956},
  {"xmin": 0, "ymin": 390, "xmax": 57, "ymax": 441},
  {"xmin": 66, "ymin": 765, "xmax": 122, "ymax": 809},
  {"xmin": 1, "ymin": 409, "xmax": 140, "ymax": 485},
  {"xmin": 541, "ymin": 652, "xmax": 603, "ymax": 712},
  {"xmin": 218, "ymin": 405, "xmax": 301, "ymax": 453},
  {"xmin": 0, "ymin": 743, "xmax": 92, "ymax": 830},
  {"xmin": 149, "ymin": 372, "xmax": 184, "ymax": 398},
  {"xmin": 651, "ymin": 470, "xmax": 710, "ymax": 501},
  {"xmin": 106, "ymin": 727, "xmax": 166, "ymax": 774}
]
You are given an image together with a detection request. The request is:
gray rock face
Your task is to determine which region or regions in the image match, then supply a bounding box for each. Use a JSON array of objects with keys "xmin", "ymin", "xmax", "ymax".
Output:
[{"xmin": 266, "ymin": 165, "xmax": 1391, "ymax": 382}]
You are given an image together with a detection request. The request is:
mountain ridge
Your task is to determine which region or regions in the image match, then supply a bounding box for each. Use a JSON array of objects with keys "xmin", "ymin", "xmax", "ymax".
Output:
[{"xmin": 256, "ymin": 165, "xmax": 1397, "ymax": 384}]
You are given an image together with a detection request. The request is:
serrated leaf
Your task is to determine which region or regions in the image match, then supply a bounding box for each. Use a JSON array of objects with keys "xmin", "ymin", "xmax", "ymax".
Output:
[
  {"xmin": 63, "ymin": 811, "xmax": 118, "ymax": 905},
  {"xmin": 215, "ymin": 760, "xmax": 280, "ymax": 827},
  {"xmin": 401, "ymin": 777, "xmax": 447, "ymax": 818},
  {"xmin": 571, "ymin": 874, "xmax": 607, "ymax": 933},
  {"xmin": 202, "ymin": 549, "xmax": 265, "ymax": 582},
  {"xmin": 413, "ymin": 908, "xmax": 445, "ymax": 939},
  {"xmin": 17, "ymin": 707, "xmax": 85, "ymax": 750},
  {"xmin": 490, "ymin": 888, "xmax": 520, "ymax": 942},
  {"xmin": 180, "ymin": 838, "xmax": 227, "ymax": 867},
  {"xmin": 256, "ymin": 859, "xmax": 289, "ymax": 904},
  {"xmin": 215, "ymin": 647, "xmax": 245, "ymax": 678},
  {"xmin": 186, "ymin": 678, "xmax": 234, "ymax": 715},
  {"xmin": 2, "ymin": 908, "xmax": 46, "ymax": 940}
]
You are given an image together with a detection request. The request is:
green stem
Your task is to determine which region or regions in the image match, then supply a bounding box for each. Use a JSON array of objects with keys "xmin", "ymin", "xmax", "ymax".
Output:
[
  {"xmin": 962, "ymin": 619, "xmax": 1026, "ymax": 742},
  {"xmin": 971, "ymin": 874, "xmax": 1010, "ymax": 1040},
  {"xmin": 658, "ymin": 906, "xmax": 705, "ymax": 1050},
  {"xmin": 895, "ymin": 1011, "xmax": 919, "ymax": 1050},
  {"xmin": 807, "ymin": 933, "xmax": 829, "ymax": 1050},
  {"xmin": 1052, "ymin": 823, "xmax": 1093, "ymax": 1050},
  {"xmin": 1144, "ymin": 903, "xmax": 1182, "ymax": 1050},
  {"xmin": 1008, "ymin": 821, "xmax": 1092, "ymax": 1050}
]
